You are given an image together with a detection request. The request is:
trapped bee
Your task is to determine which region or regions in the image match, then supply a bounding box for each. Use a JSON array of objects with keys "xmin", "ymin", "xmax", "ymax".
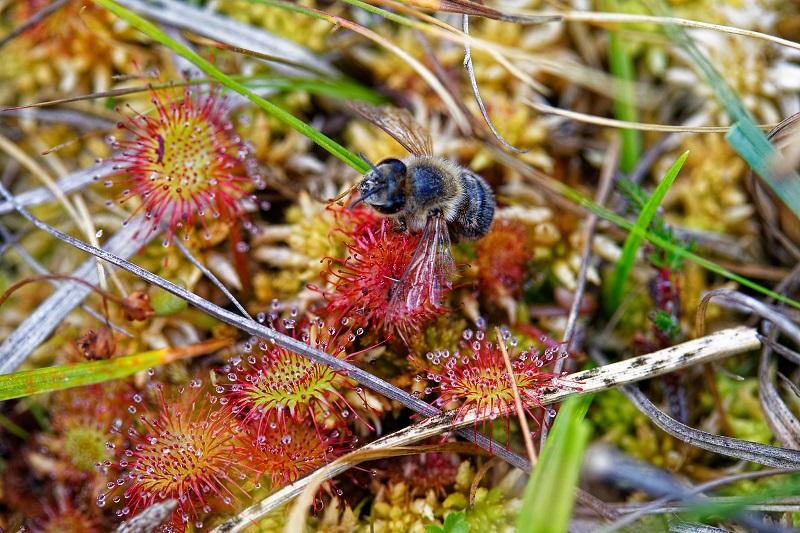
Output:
[{"xmin": 344, "ymin": 102, "xmax": 496, "ymax": 317}]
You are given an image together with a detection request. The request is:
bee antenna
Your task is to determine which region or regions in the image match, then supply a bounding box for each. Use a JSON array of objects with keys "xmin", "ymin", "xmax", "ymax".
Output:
[
  {"xmin": 349, "ymin": 153, "xmax": 389, "ymax": 209},
  {"xmin": 349, "ymin": 184, "xmax": 386, "ymax": 209},
  {"xmin": 359, "ymin": 152, "xmax": 385, "ymax": 180}
]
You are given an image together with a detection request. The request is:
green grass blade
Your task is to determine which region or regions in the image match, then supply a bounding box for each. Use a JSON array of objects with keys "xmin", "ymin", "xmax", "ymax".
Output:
[
  {"xmin": 681, "ymin": 474, "xmax": 800, "ymax": 524},
  {"xmin": 0, "ymin": 350, "xmax": 166, "ymax": 400},
  {"xmin": 653, "ymin": 0, "xmax": 800, "ymax": 221},
  {"xmin": 95, "ymin": 0, "xmax": 370, "ymax": 174},
  {"xmin": 603, "ymin": 0, "xmax": 641, "ymax": 173},
  {"xmin": 547, "ymin": 178, "xmax": 800, "ymax": 310},
  {"xmin": 516, "ymin": 395, "xmax": 593, "ymax": 533},
  {"xmin": 726, "ymin": 123, "xmax": 800, "ymax": 213},
  {"xmin": 0, "ymin": 414, "xmax": 28, "ymax": 438},
  {"xmin": 239, "ymin": 76, "xmax": 384, "ymax": 103},
  {"xmin": 608, "ymin": 150, "xmax": 688, "ymax": 311},
  {"xmin": 0, "ymin": 339, "xmax": 229, "ymax": 400},
  {"xmin": 97, "ymin": 0, "xmax": 800, "ymax": 312}
]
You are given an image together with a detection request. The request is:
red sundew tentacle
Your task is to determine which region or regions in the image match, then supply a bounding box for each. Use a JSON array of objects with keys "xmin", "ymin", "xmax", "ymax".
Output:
[
  {"xmin": 475, "ymin": 219, "xmax": 531, "ymax": 299},
  {"xmin": 218, "ymin": 313, "xmax": 372, "ymax": 446},
  {"xmin": 246, "ymin": 417, "xmax": 351, "ymax": 489},
  {"xmin": 414, "ymin": 327, "xmax": 573, "ymax": 447},
  {"xmin": 314, "ymin": 207, "xmax": 449, "ymax": 341},
  {"xmin": 108, "ymin": 85, "xmax": 254, "ymax": 242},
  {"xmin": 38, "ymin": 383, "xmax": 129, "ymax": 481},
  {"xmin": 102, "ymin": 380, "xmax": 257, "ymax": 530}
]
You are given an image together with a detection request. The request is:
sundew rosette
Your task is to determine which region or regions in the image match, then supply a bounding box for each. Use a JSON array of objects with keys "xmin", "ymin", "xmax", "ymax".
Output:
[
  {"xmin": 314, "ymin": 206, "xmax": 449, "ymax": 342},
  {"xmin": 413, "ymin": 326, "xmax": 577, "ymax": 447},
  {"xmin": 101, "ymin": 380, "xmax": 258, "ymax": 531},
  {"xmin": 217, "ymin": 312, "xmax": 372, "ymax": 442},
  {"xmin": 107, "ymin": 85, "xmax": 255, "ymax": 244},
  {"xmin": 247, "ymin": 420, "xmax": 351, "ymax": 489}
]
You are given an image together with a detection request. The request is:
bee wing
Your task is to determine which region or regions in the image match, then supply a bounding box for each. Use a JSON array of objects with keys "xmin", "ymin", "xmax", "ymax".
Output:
[
  {"xmin": 349, "ymin": 102, "xmax": 433, "ymax": 156},
  {"xmin": 387, "ymin": 214, "xmax": 455, "ymax": 317}
]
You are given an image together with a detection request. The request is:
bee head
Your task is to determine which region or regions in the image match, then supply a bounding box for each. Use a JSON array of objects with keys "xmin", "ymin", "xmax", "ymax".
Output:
[{"xmin": 354, "ymin": 158, "xmax": 407, "ymax": 214}]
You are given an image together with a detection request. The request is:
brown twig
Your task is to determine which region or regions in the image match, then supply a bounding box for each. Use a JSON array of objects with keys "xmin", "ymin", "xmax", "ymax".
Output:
[
  {"xmin": 462, "ymin": 15, "xmax": 527, "ymax": 153},
  {"xmin": 0, "ymin": 274, "xmax": 122, "ymax": 312},
  {"xmin": 541, "ymin": 136, "xmax": 619, "ymax": 443},
  {"xmin": 469, "ymin": 456, "xmax": 501, "ymax": 508},
  {"xmin": 0, "ymin": 0, "xmax": 71, "ymax": 50},
  {"xmin": 703, "ymin": 362, "xmax": 733, "ymax": 437},
  {"xmin": 496, "ymin": 327, "xmax": 536, "ymax": 466}
]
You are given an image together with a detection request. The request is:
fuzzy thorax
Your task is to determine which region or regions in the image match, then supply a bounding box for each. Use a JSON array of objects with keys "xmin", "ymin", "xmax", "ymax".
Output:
[{"xmin": 402, "ymin": 156, "xmax": 464, "ymax": 232}]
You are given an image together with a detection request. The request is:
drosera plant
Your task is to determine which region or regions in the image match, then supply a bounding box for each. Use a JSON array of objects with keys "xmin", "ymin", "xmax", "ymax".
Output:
[
  {"xmin": 376, "ymin": 451, "xmax": 461, "ymax": 498},
  {"xmin": 107, "ymin": 84, "xmax": 257, "ymax": 244},
  {"xmin": 473, "ymin": 218, "xmax": 531, "ymax": 320},
  {"xmin": 247, "ymin": 416, "xmax": 352, "ymax": 490},
  {"xmin": 413, "ymin": 322, "xmax": 577, "ymax": 447},
  {"xmin": 217, "ymin": 309, "xmax": 372, "ymax": 442},
  {"xmin": 29, "ymin": 485, "xmax": 104, "ymax": 533},
  {"xmin": 100, "ymin": 378, "xmax": 258, "ymax": 531},
  {"xmin": 314, "ymin": 205, "xmax": 450, "ymax": 342},
  {"xmin": 39, "ymin": 384, "xmax": 129, "ymax": 482}
]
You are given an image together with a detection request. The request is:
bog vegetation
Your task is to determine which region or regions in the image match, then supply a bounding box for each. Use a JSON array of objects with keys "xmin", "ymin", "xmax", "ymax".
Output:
[{"xmin": 0, "ymin": 1, "xmax": 799, "ymax": 532}]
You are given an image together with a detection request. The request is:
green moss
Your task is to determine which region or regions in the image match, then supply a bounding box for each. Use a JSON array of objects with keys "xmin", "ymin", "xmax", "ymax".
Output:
[
  {"xmin": 407, "ymin": 317, "xmax": 468, "ymax": 363},
  {"xmin": 464, "ymin": 487, "xmax": 516, "ymax": 533},
  {"xmin": 589, "ymin": 389, "xmax": 672, "ymax": 464},
  {"xmin": 64, "ymin": 426, "xmax": 110, "ymax": 472},
  {"xmin": 700, "ymin": 376, "xmax": 772, "ymax": 445}
]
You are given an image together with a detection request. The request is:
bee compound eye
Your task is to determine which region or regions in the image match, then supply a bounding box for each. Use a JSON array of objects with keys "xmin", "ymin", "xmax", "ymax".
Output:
[{"xmin": 378, "ymin": 158, "xmax": 407, "ymax": 177}]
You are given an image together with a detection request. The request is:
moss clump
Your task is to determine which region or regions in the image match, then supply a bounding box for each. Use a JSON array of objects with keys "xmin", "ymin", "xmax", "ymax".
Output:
[
  {"xmin": 590, "ymin": 389, "xmax": 676, "ymax": 468},
  {"xmin": 64, "ymin": 426, "xmax": 110, "ymax": 472}
]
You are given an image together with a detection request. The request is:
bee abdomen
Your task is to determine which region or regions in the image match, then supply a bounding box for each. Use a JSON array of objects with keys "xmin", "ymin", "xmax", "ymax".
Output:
[{"xmin": 451, "ymin": 171, "xmax": 495, "ymax": 241}]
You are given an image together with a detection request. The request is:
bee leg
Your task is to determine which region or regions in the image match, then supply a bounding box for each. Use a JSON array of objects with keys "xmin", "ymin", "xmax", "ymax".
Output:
[{"xmin": 392, "ymin": 217, "xmax": 408, "ymax": 234}]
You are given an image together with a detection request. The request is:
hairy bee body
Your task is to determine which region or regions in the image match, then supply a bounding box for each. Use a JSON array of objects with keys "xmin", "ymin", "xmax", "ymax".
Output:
[{"xmin": 358, "ymin": 156, "xmax": 495, "ymax": 242}]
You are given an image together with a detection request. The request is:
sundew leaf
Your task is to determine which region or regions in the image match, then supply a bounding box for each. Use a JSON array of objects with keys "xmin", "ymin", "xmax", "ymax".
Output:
[
  {"xmin": 516, "ymin": 395, "xmax": 592, "ymax": 533},
  {"xmin": 653, "ymin": 0, "xmax": 800, "ymax": 221},
  {"xmin": 608, "ymin": 150, "xmax": 689, "ymax": 311},
  {"xmin": 95, "ymin": 0, "xmax": 371, "ymax": 174},
  {"xmin": 0, "ymin": 339, "xmax": 231, "ymax": 400}
]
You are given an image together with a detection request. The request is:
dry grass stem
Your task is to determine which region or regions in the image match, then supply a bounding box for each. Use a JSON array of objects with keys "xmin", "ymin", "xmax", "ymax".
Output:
[
  {"xmin": 496, "ymin": 326, "xmax": 537, "ymax": 465},
  {"xmin": 527, "ymin": 100, "xmax": 777, "ymax": 132},
  {"xmin": 216, "ymin": 326, "xmax": 760, "ymax": 531}
]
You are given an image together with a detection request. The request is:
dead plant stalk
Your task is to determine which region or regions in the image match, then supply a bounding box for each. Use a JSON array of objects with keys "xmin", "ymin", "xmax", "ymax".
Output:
[{"xmin": 214, "ymin": 326, "xmax": 761, "ymax": 532}]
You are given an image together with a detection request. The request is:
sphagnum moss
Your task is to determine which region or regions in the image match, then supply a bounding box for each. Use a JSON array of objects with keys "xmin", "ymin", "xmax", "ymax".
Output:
[{"xmin": 1, "ymin": 0, "xmax": 798, "ymax": 530}]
